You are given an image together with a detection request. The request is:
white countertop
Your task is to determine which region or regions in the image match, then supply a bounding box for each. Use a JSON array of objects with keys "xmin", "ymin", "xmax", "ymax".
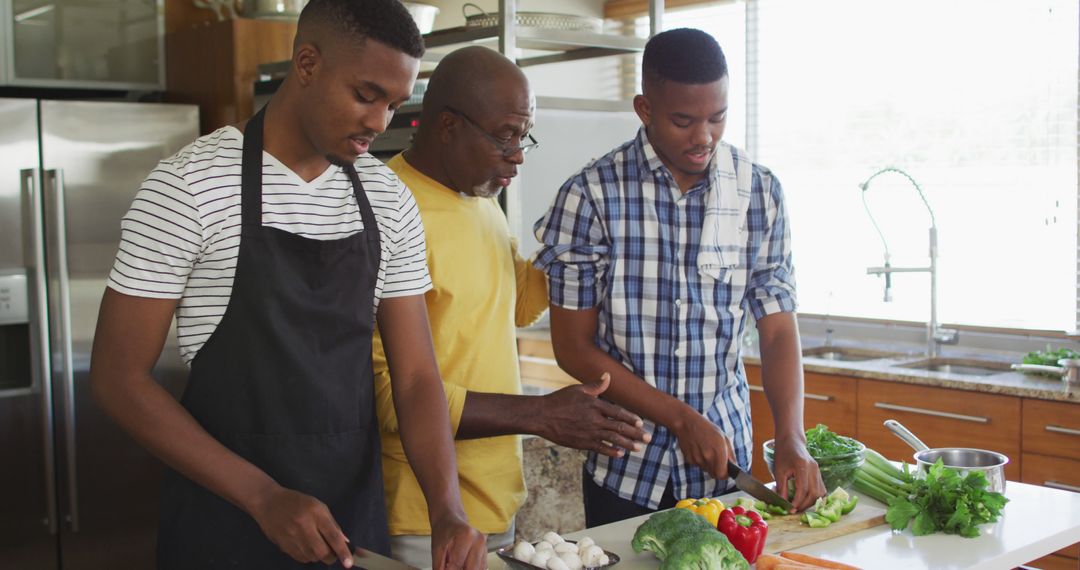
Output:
[{"xmin": 487, "ymin": 481, "xmax": 1080, "ymax": 569}]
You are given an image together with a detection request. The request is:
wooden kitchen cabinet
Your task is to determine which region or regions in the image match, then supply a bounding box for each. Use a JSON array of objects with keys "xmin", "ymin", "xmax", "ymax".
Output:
[
  {"xmin": 1023, "ymin": 399, "xmax": 1080, "ymax": 462},
  {"xmin": 746, "ymin": 365, "xmax": 858, "ymax": 481},
  {"xmin": 1022, "ymin": 399, "xmax": 1080, "ymax": 569},
  {"xmin": 166, "ymin": 18, "xmax": 297, "ymax": 134},
  {"xmin": 856, "ymin": 379, "xmax": 1022, "ymax": 481}
]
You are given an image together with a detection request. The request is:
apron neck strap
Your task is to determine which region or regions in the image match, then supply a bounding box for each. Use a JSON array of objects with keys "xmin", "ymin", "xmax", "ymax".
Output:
[{"xmin": 241, "ymin": 106, "xmax": 267, "ymax": 227}]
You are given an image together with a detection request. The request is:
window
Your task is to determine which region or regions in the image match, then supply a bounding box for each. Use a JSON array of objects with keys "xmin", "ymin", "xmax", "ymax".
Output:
[{"xmin": 638, "ymin": 0, "xmax": 1079, "ymax": 332}]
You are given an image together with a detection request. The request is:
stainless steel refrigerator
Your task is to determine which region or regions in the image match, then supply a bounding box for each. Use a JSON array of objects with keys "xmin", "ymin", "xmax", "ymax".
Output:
[{"xmin": 0, "ymin": 99, "xmax": 198, "ymax": 569}]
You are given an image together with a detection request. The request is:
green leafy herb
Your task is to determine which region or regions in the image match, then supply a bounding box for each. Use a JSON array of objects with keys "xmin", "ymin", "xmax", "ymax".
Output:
[
  {"xmin": 885, "ymin": 459, "xmax": 1008, "ymax": 538},
  {"xmin": 1023, "ymin": 347, "xmax": 1080, "ymax": 375},
  {"xmin": 805, "ymin": 424, "xmax": 862, "ymax": 458}
]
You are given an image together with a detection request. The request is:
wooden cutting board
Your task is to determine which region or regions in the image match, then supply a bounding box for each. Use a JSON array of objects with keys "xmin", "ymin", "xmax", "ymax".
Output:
[{"xmin": 725, "ymin": 492, "xmax": 888, "ymax": 554}]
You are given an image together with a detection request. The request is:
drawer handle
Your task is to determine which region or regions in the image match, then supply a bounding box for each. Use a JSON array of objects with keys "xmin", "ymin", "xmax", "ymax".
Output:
[
  {"xmin": 873, "ymin": 402, "xmax": 989, "ymax": 424},
  {"xmin": 1045, "ymin": 481, "xmax": 1080, "ymax": 493},
  {"xmin": 748, "ymin": 385, "xmax": 832, "ymax": 401},
  {"xmin": 1045, "ymin": 425, "xmax": 1080, "ymax": 437},
  {"xmin": 519, "ymin": 355, "xmax": 559, "ymax": 367}
]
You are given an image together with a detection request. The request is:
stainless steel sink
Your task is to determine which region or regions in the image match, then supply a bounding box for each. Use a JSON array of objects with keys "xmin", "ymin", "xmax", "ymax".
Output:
[
  {"xmin": 895, "ymin": 358, "xmax": 1012, "ymax": 376},
  {"xmin": 801, "ymin": 346, "xmax": 903, "ymax": 362}
]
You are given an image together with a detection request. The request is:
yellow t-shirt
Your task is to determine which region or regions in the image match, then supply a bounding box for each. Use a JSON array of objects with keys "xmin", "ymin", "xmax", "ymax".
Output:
[{"xmin": 372, "ymin": 153, "xmax": 549, "ymax": 535}]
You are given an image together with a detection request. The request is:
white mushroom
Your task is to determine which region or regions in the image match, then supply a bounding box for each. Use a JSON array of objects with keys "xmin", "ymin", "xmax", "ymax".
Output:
[
  {"xmin": 553, "ymin": 542, "xmax": 578, "ymax": 555},
  {"xmin": 512, "ymin": 540, "xmax": 535, "ymax": 562},
  {"xmin": 534, "ymin": 541, "xmax": 554, "ymax": 552},
  {"xmin": 530, "ymin": 550, "xmax": 554, "ymax": 567},
  {"xmin": 542, "ymin": 531, "xmax": 565, "ymax": 545},
  {"xmin": 559, "ymin": 551, "xmax": 584, "ymax": 570},
  {"xmin": 597, "ymin": 554, "xmax": 610, "ymax": 566},
  {"xmin": 575, "ymin": 537, "xmax": 595, "ymax": 553},
  {"xmin": 546, "ymin": 557, "xmax": 570, "ymax": 570},
  {"xmin": 579, "ymin": 545, "xmax": 605, "ymax": 567}
]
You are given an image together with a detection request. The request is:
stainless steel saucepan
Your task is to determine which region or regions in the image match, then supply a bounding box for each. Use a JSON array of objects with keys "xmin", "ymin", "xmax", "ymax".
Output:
[{"xmin": 884, "ymin": 419, "xmax": 1008, "ymax": 493}]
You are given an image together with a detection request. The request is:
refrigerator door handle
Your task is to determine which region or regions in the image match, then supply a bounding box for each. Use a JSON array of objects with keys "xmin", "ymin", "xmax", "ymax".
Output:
[
  {"xmin": 23, "ymin": 168, "xmax": 59, "ymax": 535},
  {"xmin": 44, "ymin": 168, "xmax": 80, "ymax": 532}
]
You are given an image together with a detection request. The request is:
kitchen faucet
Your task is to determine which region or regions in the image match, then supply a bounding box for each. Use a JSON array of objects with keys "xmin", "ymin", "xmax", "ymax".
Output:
[{"xmin": 859, "ymin": 167, "xmax": 959, "ymax": 359}]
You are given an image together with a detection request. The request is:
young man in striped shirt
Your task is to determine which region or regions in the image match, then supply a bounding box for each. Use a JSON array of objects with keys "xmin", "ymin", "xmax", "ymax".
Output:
[
  {"xmin": 89, "ymin": 1, "xmax": 484, "ymax": 568},
  {"xmin": 534, "ymin": 28, "xmax": 826, "ymax": 526}
]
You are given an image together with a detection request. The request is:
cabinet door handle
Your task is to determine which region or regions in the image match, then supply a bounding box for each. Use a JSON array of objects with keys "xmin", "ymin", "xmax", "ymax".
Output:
[
  {"xmin": 1045, "ymin": 481, "xmax": 1080, "ymax": 493},
  {"xmin": 1045, "ymin": 425, "xmax": 1080, "ymax": 437},
  {"xmin": 747, "ymin": 385, "xmax": 832, "ymax": 401},
  {"xmin": 873, "ymin": 402, "xmax": 989, "ymax": 424}
]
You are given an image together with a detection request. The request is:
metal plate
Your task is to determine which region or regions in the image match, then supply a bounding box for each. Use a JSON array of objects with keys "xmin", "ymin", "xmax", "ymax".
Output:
[{"xmin": 465, "ymin": 12, "xmax": 603, "ymax": 33}]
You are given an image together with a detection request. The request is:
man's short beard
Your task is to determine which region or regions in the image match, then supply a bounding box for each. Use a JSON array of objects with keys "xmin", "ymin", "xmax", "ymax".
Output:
[{"xmin": 471, "ymin": 185, "xmax": 504, "ymax": 199}]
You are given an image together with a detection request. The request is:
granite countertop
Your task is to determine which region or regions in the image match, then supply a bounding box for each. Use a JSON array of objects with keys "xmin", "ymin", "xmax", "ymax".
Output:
[
  {"xmin": 745, "ymin": 336, "xmax": 1080, "ymax": 403},
  {"xmin": 518, "ymin": 327, "xmax": 1080, "ymax": 404}
]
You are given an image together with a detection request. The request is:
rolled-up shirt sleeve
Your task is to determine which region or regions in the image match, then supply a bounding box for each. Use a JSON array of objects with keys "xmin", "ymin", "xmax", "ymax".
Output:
[
  {"xmin": 744, "ymin": 167, "xmax": 798, "ymax": 319},
  {"xmin": 532, "ymin": 174, "xmax": 610, "ymax": 310}
]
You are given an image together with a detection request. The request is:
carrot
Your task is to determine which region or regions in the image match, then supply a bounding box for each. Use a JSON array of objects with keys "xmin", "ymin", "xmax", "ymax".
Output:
[
  {"xmin": 779, "ymin": 551, "xmax": 862, "ymax": 570},
  {"xmin": 756, "ymin": 554, "xmax": 819, "ymax": 570}
]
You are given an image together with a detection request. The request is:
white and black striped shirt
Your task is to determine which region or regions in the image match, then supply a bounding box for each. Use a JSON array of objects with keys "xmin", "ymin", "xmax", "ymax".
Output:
[{"xmin": 107, "ymin": 126, "xmax": 432, "ymax": 365}]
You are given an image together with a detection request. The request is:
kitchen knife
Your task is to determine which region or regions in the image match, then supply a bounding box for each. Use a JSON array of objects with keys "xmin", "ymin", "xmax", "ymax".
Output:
[
  {"xmin": 727, "ymin": 459, "xmax": 795, "ymax": 512},
  {"xmin": 352, "ymin": 549, "xmax": 419, "ymax": 570}
]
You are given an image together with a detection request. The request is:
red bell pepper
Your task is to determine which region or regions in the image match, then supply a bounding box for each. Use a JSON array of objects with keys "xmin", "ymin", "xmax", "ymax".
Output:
[{"xmin": 717, "ymin": 505, "xmax": 768, "ymax": 564}]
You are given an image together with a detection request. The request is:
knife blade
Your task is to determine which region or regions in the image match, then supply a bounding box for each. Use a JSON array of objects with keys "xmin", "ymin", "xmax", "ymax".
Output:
[
  {"xmin": 352, "ymin": 549, "xmax": 419, "ymax": 570},
  {"xmin": 727, "ymin": 459, "xmax": 794, "ymax": 512}
]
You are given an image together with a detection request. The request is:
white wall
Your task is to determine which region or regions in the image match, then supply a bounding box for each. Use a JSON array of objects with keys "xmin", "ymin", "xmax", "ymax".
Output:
[{"xmin": 512, "ymin": 107, "xmax": 642, "ymax": 259}]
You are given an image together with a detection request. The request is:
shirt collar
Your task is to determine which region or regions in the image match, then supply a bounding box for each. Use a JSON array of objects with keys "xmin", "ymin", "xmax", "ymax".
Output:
[
  {"xmin": 634, "ymin": 126, "xmax": 669, "ymax": 175},
  {"xmin": 633, "ymin": 126, "xmax": 716, "ymax": 195}
]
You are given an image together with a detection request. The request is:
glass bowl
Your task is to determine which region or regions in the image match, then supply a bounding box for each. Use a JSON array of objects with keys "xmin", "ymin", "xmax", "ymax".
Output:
[{"xmin": 763, "ymin": 437, "xmax": 865, "ymax": 492}]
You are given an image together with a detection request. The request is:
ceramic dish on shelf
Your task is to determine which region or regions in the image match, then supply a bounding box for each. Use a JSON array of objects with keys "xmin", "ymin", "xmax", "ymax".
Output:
[{"xmin": 461, "ymin": 3, "xmax": 603, "ymax": 33}]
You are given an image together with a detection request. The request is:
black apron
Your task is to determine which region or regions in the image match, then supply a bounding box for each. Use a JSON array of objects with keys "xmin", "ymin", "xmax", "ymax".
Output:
[{"xmin": 157, "ymin": 107, "xmax": 390, "ymax": 569}]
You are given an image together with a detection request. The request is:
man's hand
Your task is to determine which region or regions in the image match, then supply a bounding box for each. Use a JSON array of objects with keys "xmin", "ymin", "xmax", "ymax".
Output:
[
  {"xmin": 536, "ymin": 373, "xmax": 651, "ymax": 457},
  {"xmin": 771, "ymin": 437, "xmax": 826, "ymax": 512},
  {"xmin": 671, "ymin": 410, "xmax": 736, "ymax": 481},
  {"xmin": 431, "ymin": 514, "xmax": 486, "ymax": 570},
  {"xmin": 250, "ymin": 486, "xmax": 354, "ymax": 567}
]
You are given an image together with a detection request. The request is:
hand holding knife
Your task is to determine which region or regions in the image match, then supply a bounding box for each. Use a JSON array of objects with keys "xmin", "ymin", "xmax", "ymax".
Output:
[{"xmin": 727, "ymin": 460, "xmax": 795, "ymax": 513}]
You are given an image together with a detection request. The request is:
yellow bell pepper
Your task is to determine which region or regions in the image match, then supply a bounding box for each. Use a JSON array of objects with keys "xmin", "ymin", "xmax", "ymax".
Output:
[{"xmin": 674, "ymin": 497, "xmax": 725, "ymax": 527}]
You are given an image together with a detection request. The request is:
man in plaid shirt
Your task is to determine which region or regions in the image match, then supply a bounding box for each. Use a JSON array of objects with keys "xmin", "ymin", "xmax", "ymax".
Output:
[{"xmin": 533, "ymin": 28, "xmax": 825, "ymax": 526}]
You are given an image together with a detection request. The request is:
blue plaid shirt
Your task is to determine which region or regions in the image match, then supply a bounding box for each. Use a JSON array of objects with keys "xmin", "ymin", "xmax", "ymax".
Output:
[{"xmin": 533, "ymin": 127, "xmax": 797, "ymax": 508}]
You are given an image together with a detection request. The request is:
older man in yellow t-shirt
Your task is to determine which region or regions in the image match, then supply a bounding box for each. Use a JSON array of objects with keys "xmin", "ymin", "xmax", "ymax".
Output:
[{"xmin": 371, "ymin": 46, "xmax": 651, "ymax": 569}]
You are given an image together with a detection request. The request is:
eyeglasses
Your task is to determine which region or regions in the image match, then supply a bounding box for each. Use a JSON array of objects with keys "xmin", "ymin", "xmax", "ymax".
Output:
[{"xmin": 444, "ymin": 106, "xmax": 539, "ymax": 158}]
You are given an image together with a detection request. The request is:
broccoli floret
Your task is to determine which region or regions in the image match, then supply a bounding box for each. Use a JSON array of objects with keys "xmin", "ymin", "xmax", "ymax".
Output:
[
  {"xmin": 631, "ymin": 508, "xmax": 714, "ymax": 559},
  {"xmin": 660, "ymin": 531, "xmax": 750, "ymax": 570}
]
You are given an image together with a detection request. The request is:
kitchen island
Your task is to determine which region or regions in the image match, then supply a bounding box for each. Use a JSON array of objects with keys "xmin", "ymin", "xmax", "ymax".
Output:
[{"xmin": 486, "ymin": 481, "xmax": 1080, "ymax": 569}]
